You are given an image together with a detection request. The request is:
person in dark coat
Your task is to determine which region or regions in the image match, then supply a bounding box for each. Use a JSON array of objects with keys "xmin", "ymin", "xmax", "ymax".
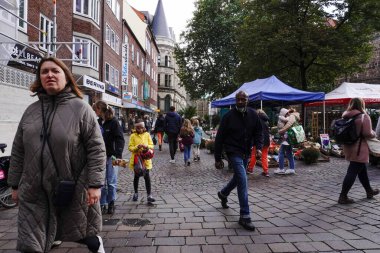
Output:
[
  {"xmin": 247, "ymin": 109, "xmax": 270, "ymax": 176},
  {"xmin": 214, "ymin": 91, "xmax": 263, "ymax": 231},
  {"xmin": 8, "ymin": 57, "xmax": 106, "ymax": 253},
  {"xmin": 153, "ymin": 113, "xmax": 165, "ymax": 151},
  {"xmin": 93, "ymin": 101, "xmax": 125, "ymax": 215},
  {"xmin": 164, "ymin": 106, "xmax": 182, "ymax": 163}
]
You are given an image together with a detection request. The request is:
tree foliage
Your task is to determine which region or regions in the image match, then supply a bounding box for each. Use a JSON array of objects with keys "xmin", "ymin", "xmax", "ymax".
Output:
[
  {"xmin": 174, "ymin": 0, "xmax": 245, "ymax": 100},
  {"xmin": 176, "ymin": 0, "xmax": 380, "ymax": 98},
  {"xmin": 237, "ymin": 0, "xmax": 380, "ymax": 92},
  {"xmin": 178, "ymin": 106, "xmax": 197, "ymax": 120}
]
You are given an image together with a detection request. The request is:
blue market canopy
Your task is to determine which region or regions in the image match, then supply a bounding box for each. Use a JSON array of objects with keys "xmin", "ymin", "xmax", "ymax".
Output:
[{"xmin": 211, "ymin": 75, "xmax": 325, "ymax": 108}]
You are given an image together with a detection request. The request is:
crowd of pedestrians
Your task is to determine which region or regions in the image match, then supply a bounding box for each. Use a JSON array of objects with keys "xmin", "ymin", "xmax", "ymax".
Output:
[{"xmin": 5, "ymin": 57, "xmax": 380, "ymax": 252}]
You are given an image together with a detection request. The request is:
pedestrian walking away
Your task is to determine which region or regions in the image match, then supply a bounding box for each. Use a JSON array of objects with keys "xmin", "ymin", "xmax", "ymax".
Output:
[
  {"xmin": 247, "ymin": 109, "xmax": 270, "ymax": 177},
  {"xmin": 153, "ymin": 113, "xmax": 165, "ymax": 151},
  {"xmin": 214, "ymin": 90, "xmax": 263, "ymax": 231},
  {"xmin": 7, "ymin": 57, "xmax": 106, "ymax": 253},
  {"xmin": 180, "ymin": 119, "xmax": 195, "ymax": 166},
  {"xmin": 93, "ymin": 100, "xmax": 125, "ymax": 215},
  {"xmin": 128, "ymin": 119, "xmax": 156, "ymax": 203},
  {"xmin": 164, "ymin": 106, "xmax": 182, "ymax": 163},
  {"xmin": 338, "ymin": 97, "xmax": 379, "ymax": 204}
]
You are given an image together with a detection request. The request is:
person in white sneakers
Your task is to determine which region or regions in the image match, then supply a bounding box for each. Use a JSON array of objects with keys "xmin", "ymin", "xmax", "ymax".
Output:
[
  {"xmin": 277, "ymin": 108, "xmax": 300, "ymax": 175},
  {"xmin": 274, "ymin": 108, "xmax": 289, "ymax": 174}
]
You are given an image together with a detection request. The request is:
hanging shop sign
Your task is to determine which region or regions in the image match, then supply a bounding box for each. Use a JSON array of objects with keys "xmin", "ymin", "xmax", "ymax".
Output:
[{"xmin": 83, "ymin": 75, "xmax": 105, "ymax": 93}]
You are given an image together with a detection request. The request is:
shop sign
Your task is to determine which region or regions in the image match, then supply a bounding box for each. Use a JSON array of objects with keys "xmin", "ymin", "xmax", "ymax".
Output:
[
  {"xmin": 102, "ymin": 93, "xmax": 122, "ymax": 107},
  {"xmin": 122, "ymin": 91, "xmax": 132, "ymax": 100},
  {"xmin": 83, "ymin": 75, "xmax": 105, "ymax": 93},
  {"xmin": 8, "ymin": 44, "xmax": 43, "ymax": 69},
  {"xmin": 320, "ymin": 134, "xmax": 331, "ymax": 149},
  {"xmin": 122, "ymin": 43, "xmax": 128, "ymax": 86}
]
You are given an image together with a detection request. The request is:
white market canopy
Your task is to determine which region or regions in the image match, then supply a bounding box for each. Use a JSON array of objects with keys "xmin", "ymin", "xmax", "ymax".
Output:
[{"xmin": 307, "ymin": 82, "xmax": 380, "ymax": 106}]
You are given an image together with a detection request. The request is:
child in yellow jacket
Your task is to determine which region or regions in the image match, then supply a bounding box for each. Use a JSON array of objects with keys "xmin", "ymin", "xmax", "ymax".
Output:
[{"xmin": 128, "ymin": 119, "xmax": 155, "ymax": 202}]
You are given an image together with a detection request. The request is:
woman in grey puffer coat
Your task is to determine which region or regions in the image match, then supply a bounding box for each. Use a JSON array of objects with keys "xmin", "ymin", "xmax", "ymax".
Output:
[{"xmin": 8, "ymin": 57, "xmax": 106, "ymax": 253}]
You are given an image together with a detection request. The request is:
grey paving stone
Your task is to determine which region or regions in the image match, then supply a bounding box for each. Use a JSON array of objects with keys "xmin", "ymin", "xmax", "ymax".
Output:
[
  {"xmin": 154, "ymin": 237, "xmax": 185, "ymax": 246},
  {"xmin": 185, "ymin": 237, "xmax": 207, "ymax": 245},
  {"xmin": 223, "ymin": 245, "xmax": 249, "ymax": 253},
  {"xmin": 245, "ymin": 243, "xmax": 272, "ymax": 253},
  {"xmin": 229, "ymin": 235, "xmax": 253, "ymax": 244},
  {"xmin": 325, "ymin": 240, "xmax": 355, "ymax": 251},
  {"xmin": 157, "ymin": 246, "xmax": 181, "ymax": 253},
  {"xmin": 181, "ymin": 245, "xmax": 201, "ymax": 253},
  {"xmin": 281, "ymin": 233, "xmax": 312, "ymax": 242},
  {"xmin": 205, "ymin": 236, "xmax": 230, "ymax": 244},
  {"xmin": 268, "ymin": 242, "xmax": 298, "ymax": 252},
  {"xmin": 202, "ymin": 245, "xmax": 224, "ymax": 253},
  {"xmin": 346, "ymin": 239, "xmax": 380, "ymax": 249}
]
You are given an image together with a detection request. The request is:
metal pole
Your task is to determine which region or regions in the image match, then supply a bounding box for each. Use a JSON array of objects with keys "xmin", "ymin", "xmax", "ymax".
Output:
[
  {"xmin": 323, "ymin": 100, "xmax": 326, "ymax": 133},
  {"xmin": 52, "ymin": 0, "xmax": 57, "ymax": 57},
  {"xmin": 260, "ymin": 100, "xmax": 263, "ymax": 110}
]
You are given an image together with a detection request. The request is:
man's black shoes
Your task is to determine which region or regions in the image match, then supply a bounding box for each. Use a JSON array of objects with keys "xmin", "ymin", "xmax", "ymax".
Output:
[
  {"xmin": 239, "ymin": 217, "xmax": 255, "ymax": 231},
  {"xmin": 217, "ymin": 191, "xmax": 229, "ymax": 209}
]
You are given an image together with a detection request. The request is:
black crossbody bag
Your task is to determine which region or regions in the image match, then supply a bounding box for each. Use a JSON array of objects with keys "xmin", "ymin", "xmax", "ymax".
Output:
[{"xmin": 41, "ymin": 101, "xmax": 82, "ymax": 208}]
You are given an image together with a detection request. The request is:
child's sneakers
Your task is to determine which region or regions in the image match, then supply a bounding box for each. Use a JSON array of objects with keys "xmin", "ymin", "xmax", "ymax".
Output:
[
  {"xmin": 147, "ymin": 195, "xmax": 156, "ymax": 203},
  {"xmin": 246, "ymin": 167, "xmax": 254, "ymax": 174},
  {"xmin": 132, "ymin": 193, "xmax": 138, "ymax": 201}
]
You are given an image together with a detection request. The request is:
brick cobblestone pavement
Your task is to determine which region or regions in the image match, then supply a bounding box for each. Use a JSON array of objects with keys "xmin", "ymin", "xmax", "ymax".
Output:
[{"xmin": 1, "ymin": 134, "xmax": 380, "ymax": 252}]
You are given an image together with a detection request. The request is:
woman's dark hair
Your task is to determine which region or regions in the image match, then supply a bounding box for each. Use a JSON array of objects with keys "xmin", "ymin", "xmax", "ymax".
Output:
[
  {"xmin": 93, "ymin": 100, "xmax": 114, "ymax": 121},
  {"xmin": 30, "ymin": 57, "xmax": 83, "ymax": 98}
]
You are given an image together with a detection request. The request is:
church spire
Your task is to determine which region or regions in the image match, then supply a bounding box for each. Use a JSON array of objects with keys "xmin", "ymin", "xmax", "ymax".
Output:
[{"xmin": 152, "ymin": 0, "xmax": 171, "ymax": 39}]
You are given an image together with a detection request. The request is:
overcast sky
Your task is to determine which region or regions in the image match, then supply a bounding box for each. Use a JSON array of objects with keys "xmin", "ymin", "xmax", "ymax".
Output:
[{"xmin": 127, "ymin": 0, "xmax": 196, "ymax": 39}]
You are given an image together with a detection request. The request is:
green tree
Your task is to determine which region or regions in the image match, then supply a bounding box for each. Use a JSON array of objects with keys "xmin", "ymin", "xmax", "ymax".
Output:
[
  {"xmin": 237, "ymin": 0, "xmax": 380, "ymax": 92},
  {"xmin": 174, "ymin": 0, "xmax": 245, "ymax": 100},
  {"xmin": 178, "ymin": 106, "xmax": 197, "ymax": 120}
]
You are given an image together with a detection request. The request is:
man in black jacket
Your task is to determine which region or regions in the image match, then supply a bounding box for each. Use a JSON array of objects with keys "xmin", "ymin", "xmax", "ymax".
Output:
[
  {"xmin": 214, "ymin": 91, "xmax": 263, "ymax": 231},
  {"xmin": 164, "ymin": 106, "xmax": 182, "ymax": 163}
]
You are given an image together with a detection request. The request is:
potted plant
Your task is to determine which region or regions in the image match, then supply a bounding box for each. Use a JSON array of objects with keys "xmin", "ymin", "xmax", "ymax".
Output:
[{"xmin": 301, "ymin": 147, "xmax": 320, "ymax": 164}]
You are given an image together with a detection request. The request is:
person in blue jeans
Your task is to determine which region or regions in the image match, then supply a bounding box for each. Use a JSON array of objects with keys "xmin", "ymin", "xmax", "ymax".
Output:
[
  {"xmin": 275, "ymin": 108, "xmax": 299, "ymax": 174},
  {"xmin": 93, "ymin": 101, "xmax": 125, "ymax": 215},
  {"xmin": 214, "ymin": 91, "xmax": 263, "ymax": 231},
  {"xmin": 180, "ymin": 119, "xmax": 195, "ymax": 166}
]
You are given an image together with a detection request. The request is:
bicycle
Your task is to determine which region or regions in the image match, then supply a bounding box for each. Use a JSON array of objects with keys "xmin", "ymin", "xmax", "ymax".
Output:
[{"xmin": 0, "ymin": 143, "xmax": 17, "ymax": 208}]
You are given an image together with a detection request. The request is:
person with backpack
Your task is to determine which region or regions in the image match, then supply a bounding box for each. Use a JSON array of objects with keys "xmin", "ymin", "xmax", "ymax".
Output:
[
  {"xmin": 153, "ymin": 113, "xmax": 165, "ymax": 151},
  {"xmin": 164, "ymin": 106, "xmax": 182, "ymax": 163},
  {"xmin": 337, "ymin": 97, "xmax": 379, "ymax": 204}
]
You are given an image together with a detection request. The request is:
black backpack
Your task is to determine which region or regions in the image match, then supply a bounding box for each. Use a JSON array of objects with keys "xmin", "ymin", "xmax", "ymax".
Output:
[{"xmin": 331, "ymin": 113, "xmax": 363, "ymax": 145}]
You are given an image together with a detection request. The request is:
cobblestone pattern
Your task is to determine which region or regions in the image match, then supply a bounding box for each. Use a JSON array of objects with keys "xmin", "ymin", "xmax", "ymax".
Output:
[{"xmin": 1, "ymin": 135, "xmax": 380, "ymax": 253}]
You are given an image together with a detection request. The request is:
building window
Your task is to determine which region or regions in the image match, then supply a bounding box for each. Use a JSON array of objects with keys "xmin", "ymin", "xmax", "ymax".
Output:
[
  {"xmin": 158, "ymin": 55, "xmax": 161, "ymax": 66},
  {"xmin": 74, "ymin": 0, "xmax": 100, "ymax": 24},
  {"xmin": 106, "ymin": 0, "xmax": 120, "ymax": 20},
  {"xmin": 146, "ymin": 36, "xmax": 151, "ymax": 56},
  {"xmin": 18, "ymin": 0, "xmax": 27, "ymax": 31},
  {"xmin": 105, "ymin": 62, "xmax": 119, "ymax": 88},
  {"xmin": 132, "ymin": 75, "xmax": 138, "ymax": 97},
  {"xmin": 73, "ymin": 36, "xmax": 99, "ymax": 69},
  {"xmin": 165, "ymin": 56, "xmax": 170, "ymax": 67},
  {"xmin": 136, "ymin": 51, "xmax": 140, "ymax": 67},
  {"xmin": 39, "ymin": 14, "xmax": 53, "ymax": 52},
  {"xmin": 165, "ymin": 95, "xmax": 171, "ymax": 112},
  {"xmin": 131, "ymin": 44, "xmax": 134, "ymax": 62},
  {"xmin": 158, "ymin": 74, "xmax": 160, "ymax": 86},
  {"xmin": 165, "ymin": 74, "xmax": 171, "ymax": 87},
  {"xmin": 105, "ymin": 23, "xmax": 119, "ymax": 53}
]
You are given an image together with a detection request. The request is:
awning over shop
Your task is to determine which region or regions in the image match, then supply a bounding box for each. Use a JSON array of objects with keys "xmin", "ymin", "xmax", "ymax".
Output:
[
  {"xmin": 123, "ymin": 101, "xmax": 154, "ymax": 113},
  {"xmin": 102, "ymin": 93, "xmax": 123, "ymax": 107}
]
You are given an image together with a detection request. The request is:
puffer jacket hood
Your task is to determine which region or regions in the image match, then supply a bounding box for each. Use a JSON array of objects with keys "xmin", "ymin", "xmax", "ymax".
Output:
[
  {"xmin": 8, "ymin": 88, "xmax": 106, "ymax": 252},
  {"xmin": 279, "ymin": 108, "xmax": 289, "ymax": 117}
]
